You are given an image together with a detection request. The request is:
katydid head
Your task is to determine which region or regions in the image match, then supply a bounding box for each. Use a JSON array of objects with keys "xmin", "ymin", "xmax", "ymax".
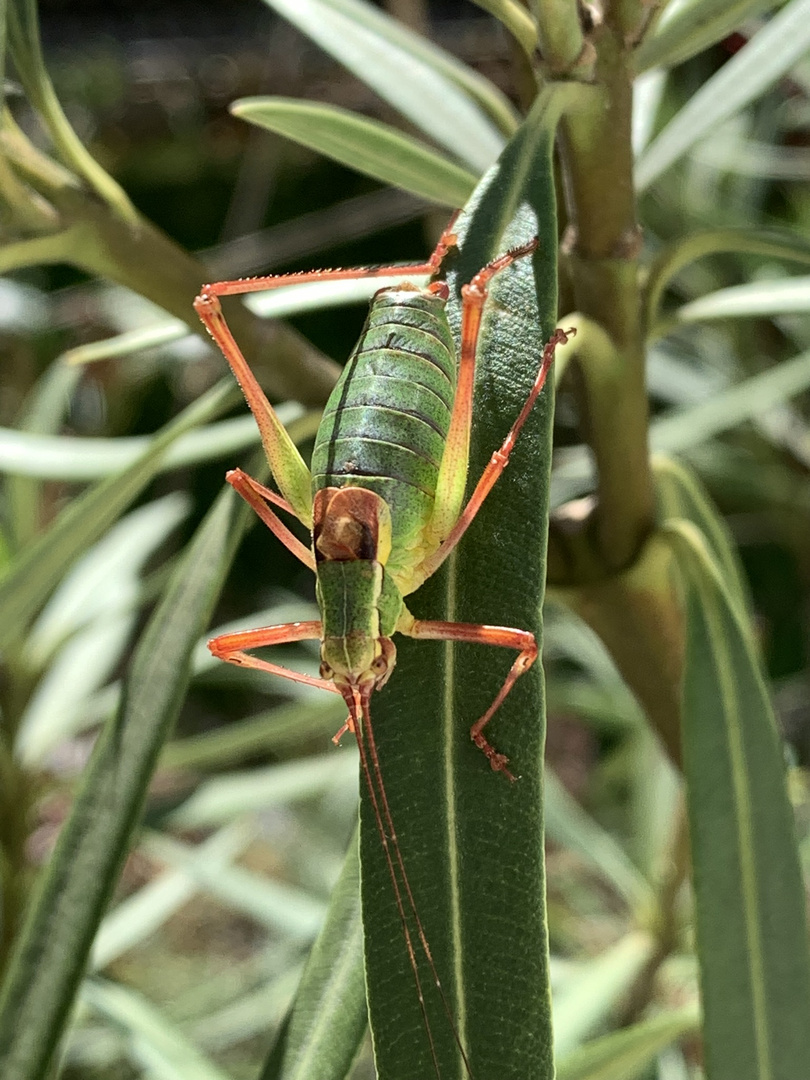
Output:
[{"xmin": 313, "ymin": 486, "xmax": 403, "ymax": 693}]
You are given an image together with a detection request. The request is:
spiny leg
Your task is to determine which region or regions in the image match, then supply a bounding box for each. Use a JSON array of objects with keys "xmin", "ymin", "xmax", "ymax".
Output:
[
  {"xmin": 199, "ymin": 212, "xmax": 460, "ymax": 301},
  {"xmin": 208, "ymin": 621, "xmax": 339, "ymax": 694},
  {"xmin": 400, "ymin": 619, "xmax": 539, "ymax": 782},
  {"xmin": 430, "ymin": 238, "xmax": 540, "ymax": 543},
  {"xmin": 231, "ymin": 471, "xmax": 294, "ymax": 514},
  {"xmin": 194, "ymin": 215, "xmax": 461, "ymax": 526},
  {"xmin": 194, "ymin": 291, "xmax": 314, "ymax": 526},
  {"xmin": 423, "ymin": 326, "xmax": 575, "ymax": 580},
  {"xmin": 225, "ymin": 468, "xmax": 315, "ymax": 572}
]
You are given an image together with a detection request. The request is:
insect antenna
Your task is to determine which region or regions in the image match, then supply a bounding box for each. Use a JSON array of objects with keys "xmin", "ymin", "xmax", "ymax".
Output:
[
  {"xmin": 354, "ymin": 687, "xmax": 477, "ymax": 1080},
  {"xmin": 346, "ymin": 689, "xmax": 443, "ymax": 1079}
]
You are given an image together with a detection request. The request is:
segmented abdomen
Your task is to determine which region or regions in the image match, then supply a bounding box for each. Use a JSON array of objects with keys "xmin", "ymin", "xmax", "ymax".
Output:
[{"xmin": 311, "ymin": 288, "xmax": 456, "ymax": 563}]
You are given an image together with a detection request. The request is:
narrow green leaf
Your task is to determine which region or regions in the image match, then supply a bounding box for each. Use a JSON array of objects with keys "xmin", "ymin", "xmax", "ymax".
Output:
[
  {"xmin": 636, "ymin": 0, "xmax": 810, "ymax": 190},
  {"xmin": 81, "ymin": 978, "xmax": 234, "ymax": 1080},
  {"xmin": 27, "ymin": 494, "xmax": 189, "ymax": 663},
  {"xmin": 359, "ymin": 85, "xmax": 570, "ymax": 1080},
  {"xmin": 231, "ymin": 97, "xmax": 477, "ymax": 207},
  {"xmin": 91, "ymin": 823, "xmax": 254, "ymax": 971},
  {"xmin": 546, "ymin": 676, "xmax": 643, "ymax": 733},
  {"xmin": 170, "ymin": 751, "xmax": 359, "ymax": 828},
  {"xmin": 62, "ymin": 319, "xmax": 190, "ymax": 366},
  {"xmin": 666, "ymin": 520, "xmax": 810, "ymax": 1079},
  {"xmin": 0, "ymin": 406, "xmax": 315, "ymax": 482},
  {"xmin": 652, "ymin": 454, "xmax": 751, "ymax": 620},
  {"xmin": 247, "ymin": 274, "xmax": 429, "ymax": 317},
  {"xmin": 139, "ymin": 832, "xmax": 326, "ymax": 939},
  {"xmin": 544, "ymin": 768, "xmax": 652, "ymax": 910},
  {"xmin": 693, "ymin": 135, "xmax": 810, "ymax": 180},
  {"xmin": 62, "ymin": 275, "xmax": 434, "ymax": 372},
  {"xmin": 260, "ymin": 0, "xmax": 506, "ymax": 170},
  {"xmin": 556, "ymin": 1003, "xmax": 700, "ymax": 1080},
  {"xmin": 632, "ymin": 69, "xmax": 667, "ymax": 156},
  {"xmin": 6, "ymin": 0, "xmax": 138, "ymax": 222},
  {"xmin": 17, "ymin": 497, "xmax": 190, "ymax": 765},
  {"xmin": 272, "ymin": 0, "xmax": 521, "ymax": 137},
  {"xmin": 160, "ymin": 697, "xmax": 346, "ymax": 771},
  {"xmin": 677, "ymin": 275, "xmax": 810, "ymax": 322},
  {"xmin": 259, "ymin": 834, "xmax": 366, "ymax": 1080},
  {"xmin": 0, "ymin": 379, "xmax": 239, "ymax": 649},
  {"xmin": 545, "ymin": 598, "xmax": 639, "ymax": 694},
  {"xmin": 0, "ymin": 483, "xmax": 247, "ymax": 1080},
  {"xmin": 643, "ymin": 227, "xmax": 810, "ymax": 334},
  {"xmin": 634, "ymin": 0, "xmax": 783, "ymax": 73},
  {"xmin": 650, "ymin": 347, "xmax": 810, "ymax": 454},
  {"xmin": 6, "ymin": 359, "xmax": 79, "ymax": 550},
  {"xmin": 552, "ymin": 932, "xmax": 656, "ymax": 1057}
]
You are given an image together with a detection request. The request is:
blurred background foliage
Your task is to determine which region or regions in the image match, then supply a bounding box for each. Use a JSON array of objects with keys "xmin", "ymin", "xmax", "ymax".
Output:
[{"xmin": 1, "ymin": 1, "xmax": 810, "ymax": 1078}]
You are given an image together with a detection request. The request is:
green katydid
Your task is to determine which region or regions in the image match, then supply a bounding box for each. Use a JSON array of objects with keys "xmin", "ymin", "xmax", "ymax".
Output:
[{"xmin": 194, "ymin": 217, "xmax": 572, "ymax": 1078}]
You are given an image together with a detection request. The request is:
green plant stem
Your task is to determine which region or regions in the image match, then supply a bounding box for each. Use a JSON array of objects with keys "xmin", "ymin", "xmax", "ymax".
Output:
[
  {"xmin": 612, "ymin": 0, "xmax": 654, "ymax": 42},
  {"xmin": 534, "ymin": 0, "xmax": 588, "ymax": 74},
  {"xmin": 0, "ymin": 119, "xmax": 340, "ymax": 407},
  {"xmin": 6, "ymin": 0, "xmax": 138, "ymax": 224},
  {"xmin": 557, "ymin": 21, "xmax": 654, "ymax": 573},
  {"xmin": 470, "ymin": 0, "xmax": 538, "ymax": 58}
]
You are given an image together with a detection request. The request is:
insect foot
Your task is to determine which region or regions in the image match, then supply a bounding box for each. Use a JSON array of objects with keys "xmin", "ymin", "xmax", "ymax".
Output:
[{"xmin": 471, "ymin": 734, "xmax": 517, "ymax": 783}]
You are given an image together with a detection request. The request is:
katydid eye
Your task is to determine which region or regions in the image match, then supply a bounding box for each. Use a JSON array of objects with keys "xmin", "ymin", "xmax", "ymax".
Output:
[
  {"xmin": 372, "ymin": 656, "xmax": 387, "ymax": 673},
  {"xmin": 320, "ymin": 661, "xmax": 334, "ymax": 680}
]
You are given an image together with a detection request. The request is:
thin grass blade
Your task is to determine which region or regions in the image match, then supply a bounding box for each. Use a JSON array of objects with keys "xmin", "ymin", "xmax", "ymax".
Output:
[
  {"xmin": 468, "ymin": 0, "xmax": 538, "ymax": 56},
  {"xmin": 170, "ymin": 752, "xmax": 359, "ymax": 828},
  {"xmin": 91, "ymin": 823, "xmax": 255, "ymax": 971},
  {"xmin": 676, "ymin": 275, "xmax": 810, "ymax": 322},
  {"xmin": 653, "ymin": 455, "xmax": 751, "ymax": 619},
  {"xmin": 544, "ymin": 768, "xmax": 652, "ymax": 910},
  {"xmin": 552, "ymin": 932, "xmax": 656, "ymax": 1058},
  {"xmin": 0, "ymin": 405, "xmax": 314, "ymax": 482},
  {"xmin": 139, "ymin": 831, "xmax": 326, "ymax": 939},
  {"xmin": 650, "ymin": 347, "xmax": 810, "ymax": 454},
  {"xmin": 6, "ymin": 359, "xmax": 79, "ymax": 549}
]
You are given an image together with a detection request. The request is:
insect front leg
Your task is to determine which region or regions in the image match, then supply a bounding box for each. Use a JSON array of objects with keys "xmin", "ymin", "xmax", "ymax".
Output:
[
  {"xmin": 208, "ymin": 620, "xmax": 339, "ymax": 695},
  {"xmin": 224, "ymin": 468, "xmax": 315, "ymax": 572},
  {"xmin": 398, "ymin": 615, "xmax": 538, "ymax": 782}
]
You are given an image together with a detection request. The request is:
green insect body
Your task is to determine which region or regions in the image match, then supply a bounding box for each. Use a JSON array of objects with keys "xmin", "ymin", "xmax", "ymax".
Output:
[{"xmin": 311, "ymin": 284, "xmax": 464, "ymax": 691}]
